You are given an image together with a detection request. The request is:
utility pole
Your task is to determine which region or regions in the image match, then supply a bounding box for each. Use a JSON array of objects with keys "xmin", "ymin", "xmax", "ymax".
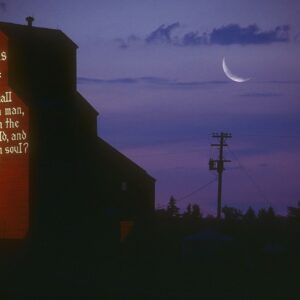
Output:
[{"xmin": 209, "ymin": 132, "xmax": 232, "ymax": 219}]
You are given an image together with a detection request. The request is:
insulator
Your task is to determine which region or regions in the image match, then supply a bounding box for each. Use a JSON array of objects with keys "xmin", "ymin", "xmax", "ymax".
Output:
[{"xmin": 209, "ymin": 159, "xmax": 216, "ymax": 170}]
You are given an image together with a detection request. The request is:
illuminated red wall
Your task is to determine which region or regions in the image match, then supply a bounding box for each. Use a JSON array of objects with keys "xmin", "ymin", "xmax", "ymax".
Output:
[{"xmin": 0, "ymin": 31, "xmax": 29, "ymax": 239}]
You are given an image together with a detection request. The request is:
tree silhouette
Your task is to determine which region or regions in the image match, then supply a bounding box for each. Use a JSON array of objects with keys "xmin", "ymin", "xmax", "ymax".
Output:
[
  {"xmin": 166, "ymin": 196, "xmax": 179, "ymax": 218},
  {"xmin": 258, "ymin": 206, "xmax": 276, "ymax": 223},
  {"xmin": 244, "ymin": 206, "xmax": 256, "ymax": 223},
  {"xmin": 258, "ymin": 208, "xmax": 267, "ymax": 220},
  {"xmin": 222, "ymin": 206, "xmax": 243, "ymax": 221},
  {"xmin": 191, "ymin": 204, "xmax": 202, "ymax": 220},
  {"xmin": 183, "ymin": 203, "xmax": 202, "ymax": 221},
  {"xmin": 287, "ymin": 201, "xmax": 300, "ymax": 219},
  {"xmin": 267, "ymin": 206, "xmax": 275, "ymax": 219},
  {"xmin": 183, "ymin": 203, "xmax": 192, "ymax": 218}
]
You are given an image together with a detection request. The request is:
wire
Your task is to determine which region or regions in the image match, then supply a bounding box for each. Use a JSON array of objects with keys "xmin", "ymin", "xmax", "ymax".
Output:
[
  {"xmin": 176, "ymin": 177, "xmax": 217, "ymax": 202},
  {"xmin": 155, "ymin": 177, "xmax": 217, "ymax": 209},
  {"xmin": 227, "ymin": 146, "xmax": 269, "ymax": 205}
]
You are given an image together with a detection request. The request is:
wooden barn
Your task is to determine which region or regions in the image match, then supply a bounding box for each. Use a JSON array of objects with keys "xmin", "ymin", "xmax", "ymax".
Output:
[{"xmin": 0, "ymin": 19, "xmax": 155, "ymax": 248}]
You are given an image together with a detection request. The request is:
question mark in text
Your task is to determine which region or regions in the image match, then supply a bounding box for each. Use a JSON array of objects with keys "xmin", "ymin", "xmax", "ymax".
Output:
[{"xmin": 23, "ymin": 142, "xmax": 29, "ymax": 154}]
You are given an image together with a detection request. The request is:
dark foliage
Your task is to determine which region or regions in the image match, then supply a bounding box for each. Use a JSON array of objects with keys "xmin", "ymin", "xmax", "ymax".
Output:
[
  {"xmin": 166, "ymin": 196, "xmax": 179, "ymax": 218},
  {"xmin": 244, "ymin": 206, "xmax": 256, "ymax": 223},
  {"xmin": 222, "ymin": 206, "xmax": 243, "ymax": 221},
  {"xmin": 288, "ymin": 201, "xmax": 300, "ymax": 219}
]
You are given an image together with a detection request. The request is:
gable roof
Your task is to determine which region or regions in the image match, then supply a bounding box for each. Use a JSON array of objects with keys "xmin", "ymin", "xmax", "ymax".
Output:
[
  {"xmin": 97, "ymin": 137, "xmax": 155, "ymax": 182},
  {"xmin": 76, "ymin": 92, "xmax": 98, "ymax": 117},
  {"xmin": 0, "ymin": 21, "xmax": 77, "ymax": 48}
]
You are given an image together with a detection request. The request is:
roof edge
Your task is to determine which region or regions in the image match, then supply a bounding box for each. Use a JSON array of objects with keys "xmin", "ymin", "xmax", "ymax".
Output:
[
  {"xmin": 97, "ymin": 137, "xmax": 156, "ymax": 182},
  {"xmin": 0, "ymin": 21, "xmax": 78, "ymax": 48}
]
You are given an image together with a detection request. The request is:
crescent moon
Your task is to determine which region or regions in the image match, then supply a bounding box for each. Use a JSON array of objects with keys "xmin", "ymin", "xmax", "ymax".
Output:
[{"xmin": 222, "ymin": 57, "xmax": 250, "ymax": 83}]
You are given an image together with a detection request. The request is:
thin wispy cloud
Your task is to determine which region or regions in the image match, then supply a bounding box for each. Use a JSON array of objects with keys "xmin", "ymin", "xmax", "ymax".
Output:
[
  {"xmin": 118, "ymin": 23, "xmax": 290, "ymax": 48},
  {"xmin": 79, "ymin": 77, "xmax": 299, "ymax": 88},
  {"xmin": 181, "ymin": 31, "xmax": 209, "ymax": 46},
  {"xmin": 78, "ymin": 77, "xmax": 138, "ymax": 84},
  {"xmin": 77, "ymin": 76, "xmax": 228, "ymax": 88},
  {"xmin": 145, "ymin": 22, "xmax": 180, "ymax": 45},
  {"xmin": 239, "ymin": 92, "xmax": 282, "ymax": 98},
  {"xmin": 266, "ymin": 80, "xmax": 300, "ymax": 84},
  {"xmin": 210, "ymin": 24, "xmax": 289, "ymax": 45}
]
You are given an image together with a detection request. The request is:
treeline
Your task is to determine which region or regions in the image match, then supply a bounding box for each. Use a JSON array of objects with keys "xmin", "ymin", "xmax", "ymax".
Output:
[
  {"xmin": 122, "ymin": 199, "xmax": 300, "ymax": 299},
  {"xmin": 156, "ymin": 196, "xmax": 300, "ymax": 225}
]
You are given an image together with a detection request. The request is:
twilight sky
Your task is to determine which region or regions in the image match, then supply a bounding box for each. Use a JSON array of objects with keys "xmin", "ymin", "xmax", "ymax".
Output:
[{"xmin": 2, "ymin": 0, "xmax": 300, "ymax": 215}]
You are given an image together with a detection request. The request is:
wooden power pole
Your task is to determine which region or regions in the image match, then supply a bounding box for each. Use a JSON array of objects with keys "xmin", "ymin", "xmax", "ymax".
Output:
[{"xmin": 209, "ymin": 132, "xmax": 232, "ymax": 219}]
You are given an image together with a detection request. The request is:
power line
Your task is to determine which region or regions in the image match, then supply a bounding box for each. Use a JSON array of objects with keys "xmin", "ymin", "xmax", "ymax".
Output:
[
  {"xmin": 177, "ymin": 177, "xmax": 217, "ymax": 202},
  {"xmin": 227, "ymin": 146, "xmax": 269, "ymax": 205},
  {"xmin": 156, "ymin": 177, "xmax": 217, "ymax": 209}
]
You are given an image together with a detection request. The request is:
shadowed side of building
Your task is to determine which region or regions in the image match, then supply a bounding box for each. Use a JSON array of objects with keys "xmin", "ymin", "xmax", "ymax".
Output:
[{"xmin": 0, "ymin": 20, "xmax": 155, "ymax": 263}]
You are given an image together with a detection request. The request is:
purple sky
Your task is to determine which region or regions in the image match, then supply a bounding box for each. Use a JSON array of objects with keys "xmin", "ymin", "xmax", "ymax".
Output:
[{"xmin": 2, "ymin": 0, "xmax": 300, "ymax": 215}]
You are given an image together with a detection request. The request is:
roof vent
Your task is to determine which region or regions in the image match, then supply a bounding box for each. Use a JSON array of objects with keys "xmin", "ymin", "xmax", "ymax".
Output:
[{"xmin": 26, "ymin": 16, "xmax": 34, "ymax": 27}]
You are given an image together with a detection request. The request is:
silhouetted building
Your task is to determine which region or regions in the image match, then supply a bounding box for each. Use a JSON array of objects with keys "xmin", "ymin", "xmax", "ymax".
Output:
[{"xmin": 0, "ymin": 20, "xmax": 155, "ymax": 246}]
